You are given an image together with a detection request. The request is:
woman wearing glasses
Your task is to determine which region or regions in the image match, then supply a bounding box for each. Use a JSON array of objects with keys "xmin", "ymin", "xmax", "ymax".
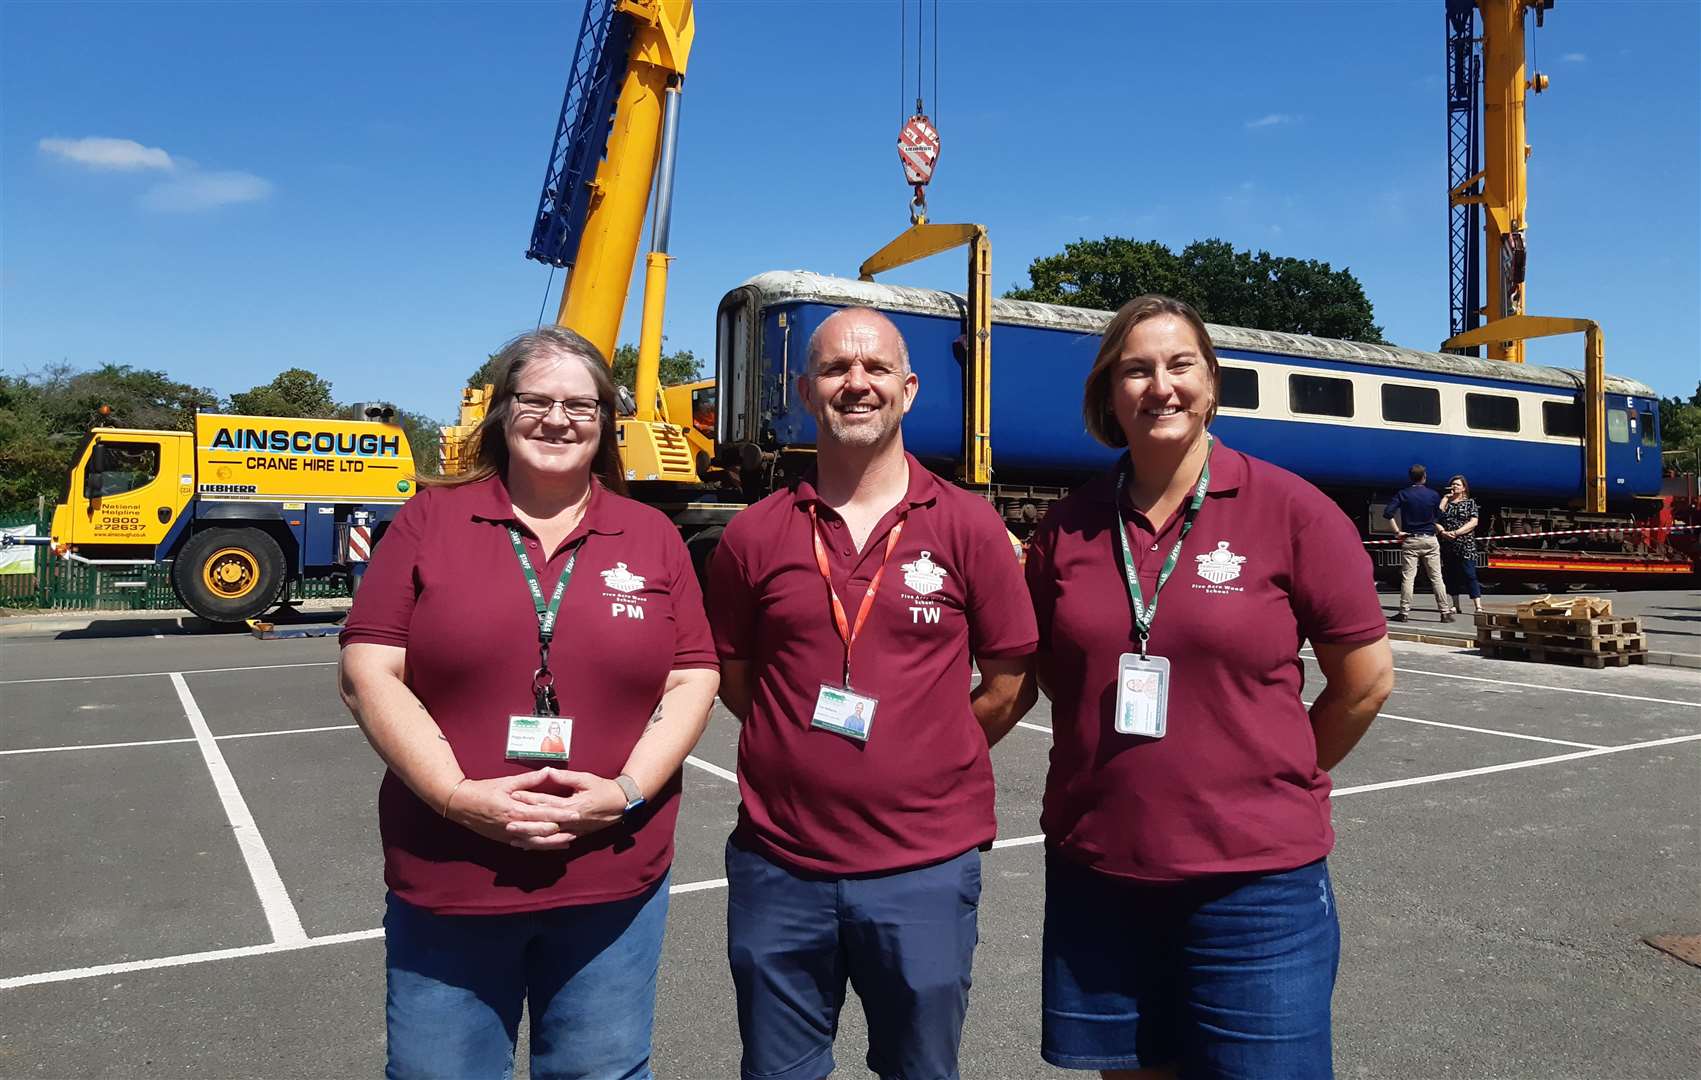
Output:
[
  {"xmin": 1021, "ymin": 297, "xmax": 1392, "ymax": 1079},
  {"xmin": 338, "ymin": 327, "xmax": 719, "ymax": 1079}
]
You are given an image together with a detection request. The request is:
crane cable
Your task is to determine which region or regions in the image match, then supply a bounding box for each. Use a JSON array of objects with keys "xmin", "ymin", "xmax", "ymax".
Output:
[{"xmin": 895, "ymin": 0, "xmax": 942, "ymax": 223}]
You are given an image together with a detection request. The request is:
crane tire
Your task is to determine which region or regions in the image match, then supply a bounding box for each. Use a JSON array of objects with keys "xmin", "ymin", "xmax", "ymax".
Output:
[{"xmin": 173, "ymin": 527, "xmax": 288, "ymax": 624}]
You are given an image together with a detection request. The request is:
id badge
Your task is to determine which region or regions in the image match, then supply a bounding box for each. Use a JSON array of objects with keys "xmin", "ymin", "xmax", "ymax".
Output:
[
  {"xmin": 507, "ymin": 714, "xmax": 572, "ymax": 761},
  {"xmin": 810, "ymin": 684, "xmax": 877, "ymax": 742},
  {"xmin": 1113, "ymin": 654, "xmax": 1170, "ymax": 738}
]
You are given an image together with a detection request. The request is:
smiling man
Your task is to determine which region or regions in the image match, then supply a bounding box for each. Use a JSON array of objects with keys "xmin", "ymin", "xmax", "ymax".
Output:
[{"xmin": 706, "ymin": 307, "xmax": 1038, "ymax": 1080}]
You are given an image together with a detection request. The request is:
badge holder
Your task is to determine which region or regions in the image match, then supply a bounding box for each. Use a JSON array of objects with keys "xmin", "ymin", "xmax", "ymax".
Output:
[
  {"xmin": 1114, "ymin": 646, "xmax": 1170, "ymax": 739},
  {"xmin": 811, "ymin": 683, "xmax": 877, "ymax": 742}
]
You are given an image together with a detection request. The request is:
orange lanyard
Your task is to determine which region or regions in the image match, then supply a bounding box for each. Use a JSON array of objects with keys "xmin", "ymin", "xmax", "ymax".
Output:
[{"xmin": 808, "ymin": 505, "xmax": 906, "ymax": 688}]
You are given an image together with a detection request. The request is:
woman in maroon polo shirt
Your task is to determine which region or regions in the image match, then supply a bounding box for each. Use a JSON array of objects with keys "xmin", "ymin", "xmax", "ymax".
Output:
[
  {"xmin": 1022, "ymin": 296, "xmax": 1393, "ymax": 1079},
  {"xmin": 338, "ymin": 326, "xmax": 719, "ymax": 1079}
]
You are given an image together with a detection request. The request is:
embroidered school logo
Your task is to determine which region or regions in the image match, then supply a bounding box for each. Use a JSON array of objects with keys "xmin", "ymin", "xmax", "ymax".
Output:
[
  {"xmin": 901, "ymin": 550, "xmax": 948, "ymax": 597},
  {"xmin": 600, "ymin": 562, "xmax": 645, "ymax": 594},
  {"xmin": 1194, "ymin": 541, "xmax": 1247, "ymax": 585}
]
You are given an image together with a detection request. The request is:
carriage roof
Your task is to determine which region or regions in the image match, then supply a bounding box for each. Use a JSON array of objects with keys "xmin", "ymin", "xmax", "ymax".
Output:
[{"xmin": 736, "ymin": 270, "xmax": 1658, "ymax": 399}]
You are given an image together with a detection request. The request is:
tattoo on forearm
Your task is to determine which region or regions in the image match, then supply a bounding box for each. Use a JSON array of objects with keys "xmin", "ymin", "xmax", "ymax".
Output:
[{"xmin": 646, "ymin": 702, "xmax": 665, "ymax": 729}]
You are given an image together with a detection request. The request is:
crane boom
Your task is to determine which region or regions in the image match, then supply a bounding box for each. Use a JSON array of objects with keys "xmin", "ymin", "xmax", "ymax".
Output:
[{"xmin": 529, "ymin": 0, "xmax": 694, "ymax": 367}]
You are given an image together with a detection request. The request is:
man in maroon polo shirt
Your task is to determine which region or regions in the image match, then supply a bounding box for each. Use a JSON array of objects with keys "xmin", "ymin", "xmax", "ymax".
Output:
[{"xmin": 706, "ymin": 307, "xmax": 1037, "ymax": 1080}]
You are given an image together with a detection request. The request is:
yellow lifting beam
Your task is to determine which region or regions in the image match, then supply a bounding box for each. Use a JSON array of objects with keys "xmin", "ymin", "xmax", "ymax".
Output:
[
  {"xmin": 1444, "ymin": 314, "xmax": 1606, "ymax": 513},
  {"xmin": 858, "ymin": 223, "xmax": 993, "ymax": 486}
]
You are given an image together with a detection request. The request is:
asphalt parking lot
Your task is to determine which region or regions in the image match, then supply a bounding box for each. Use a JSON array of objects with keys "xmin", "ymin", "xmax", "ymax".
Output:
[{"xmin": 1, "ymin": 627, "xmax": 1696, "ymax": 1079}]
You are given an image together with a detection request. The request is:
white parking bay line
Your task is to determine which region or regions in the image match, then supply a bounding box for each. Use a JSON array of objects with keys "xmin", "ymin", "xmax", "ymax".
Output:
[
  {"xmin": 1334, "ymin": 732, "xmax": 1701, "ymax": 797},
  {"xmin": 0, "ymin": 661, "xmax": 338, "ymax": 686},
  {"xmin": 170, "ymin": 673, "xmax": 307, "ymax": 946},
  {"xmin": 0, "ymin": 929, "xmax": 386, "ymax": 992},
  {"xmin": 1, "ymin": 875, "xmax": 738, "ymax": 991},
  {"xmin": 1015, "ymin": 720, "xmax": 1052, "ymax": 735},
  {"xmin": 671, "ymin": 877, "xmax": 729, "ymax": 895},
  {"xmin": 1, "ymin": 725, "xmax": 362, "ymax": 758},
  {"xmin": 1300, "ymin": 649, "xmax": 1699, "ymax": 709},
  {"xmin": 0, "ymin": 736, "xmax": 199, "ymax": 757},
  {"xmin": 685, "ymin": 755, "xmax": 737, "ymax": 783},
  {"xmin": 1377, "ymin": 711, "xmax": 1605, "ymax": 749}
]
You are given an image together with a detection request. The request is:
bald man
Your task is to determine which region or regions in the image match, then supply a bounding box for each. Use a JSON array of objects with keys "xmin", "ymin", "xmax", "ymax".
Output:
[{"xmin": 707, "ymin": 307, "xmax": 1038, "ymax": 1080}]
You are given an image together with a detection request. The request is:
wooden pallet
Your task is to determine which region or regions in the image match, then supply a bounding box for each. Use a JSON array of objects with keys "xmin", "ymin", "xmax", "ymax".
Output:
[
  {"xmin": 1477, "ymin": 638, "xmax": 1649, "ymax": 669},
  {"xmin": 1474, "ymin": 610, "xmax": 1642, "ymax": 638},
  {"xmin": 1476, "ymin": 627, "xmax": 1648, "ymax": 653}
]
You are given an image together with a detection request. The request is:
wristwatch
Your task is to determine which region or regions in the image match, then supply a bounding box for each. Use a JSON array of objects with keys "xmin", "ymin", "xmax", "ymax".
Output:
[{"xmin": 615, "ymin": 773, "xmax": 646, "ymax": 818}]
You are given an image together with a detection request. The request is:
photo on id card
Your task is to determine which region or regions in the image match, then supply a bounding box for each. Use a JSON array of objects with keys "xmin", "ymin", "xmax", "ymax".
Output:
[
  {"xmin": 1114, "ymin": 653, "xmax": 1169, "ymax": 738},
  {"xmin": 507, "ymin": 715, "xmax": 571, "ymax": 761}
]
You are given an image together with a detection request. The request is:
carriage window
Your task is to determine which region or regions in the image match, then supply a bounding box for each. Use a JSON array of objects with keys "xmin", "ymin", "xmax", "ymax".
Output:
[
  {"xmin": 1606, "ymin": 409, "xmax": 1629, "ymax": 443},
  {"xmin": 1288, "ymin": 374, "xmax": 1354, "ymax": 418},
  {"xmin": 1640, "ymin": 409, "xmax": 1657, "ymax": 447},
  {"xmin": 1219, "ymin": 367, "xmax": 1258, "ymax": 410},
  {"xmin": 1542, "ymin": 401, "xmax": 1583, "ymax": 438},
  {"xmin": 1465, "ymin": 393, "xmax": 1520, "ymax": 432},
  {"xmin": 1381, "ymin": 384, "xmax": 1441, "ymax": 425}
]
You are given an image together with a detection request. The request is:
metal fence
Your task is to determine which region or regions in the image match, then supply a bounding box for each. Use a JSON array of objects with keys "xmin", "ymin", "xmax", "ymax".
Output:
[{"xmin": 0, "ymin": 510, "xmax": 351, "ymax": 611}]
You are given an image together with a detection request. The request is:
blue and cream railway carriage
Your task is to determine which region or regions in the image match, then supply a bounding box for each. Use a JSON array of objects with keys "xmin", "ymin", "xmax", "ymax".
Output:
[{"xmin": 713, "ymin": 272, "xmax": 1670, "ymax": 572}]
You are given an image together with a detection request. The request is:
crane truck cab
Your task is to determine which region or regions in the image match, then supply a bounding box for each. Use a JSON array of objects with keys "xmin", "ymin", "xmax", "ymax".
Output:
[{"xmin": 51, "ymin": 411, "xmax": 415, "ymax": 624}]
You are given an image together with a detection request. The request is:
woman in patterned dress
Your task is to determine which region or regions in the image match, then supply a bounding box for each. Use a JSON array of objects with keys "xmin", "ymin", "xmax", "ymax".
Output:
[{"xmin": 1438, "ymin": 474, "xmax": 1482, "ymax": 615}]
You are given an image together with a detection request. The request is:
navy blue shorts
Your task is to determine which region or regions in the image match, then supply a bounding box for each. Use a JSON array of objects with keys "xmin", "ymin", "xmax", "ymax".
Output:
[
  {"xmin": 725, "ymin": 838, "xmax": 981, "ymax": 1080},
  {"xmin": 1041, "ymin": 852, "xmax": 1340, "ymax": 1077}
]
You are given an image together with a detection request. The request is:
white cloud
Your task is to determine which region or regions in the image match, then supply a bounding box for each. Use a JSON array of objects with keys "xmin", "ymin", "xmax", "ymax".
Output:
[
  {"xmin": 39, "ymin": 136, "xmax": 175, "ymax": 171},
  {"xmin": 140, "ymin": 170, "xmax": 274, "ymax": 213},
  {"xmin": 1245, "ymin": 113, "xmax": 1298, "ymax": 129},
  {"xmin": 1562, "ymin": 52, "xmax": 1587, "ymax": 62}
]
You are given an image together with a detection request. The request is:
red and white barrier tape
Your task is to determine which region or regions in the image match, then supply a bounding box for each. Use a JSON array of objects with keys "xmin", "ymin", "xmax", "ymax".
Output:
[{"xmin": 1363, "ymin": 523, "xmax": 1701, "ymax": 547}]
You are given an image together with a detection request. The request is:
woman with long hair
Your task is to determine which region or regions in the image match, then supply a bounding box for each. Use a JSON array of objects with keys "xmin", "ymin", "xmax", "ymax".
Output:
[
  {"xmin": 338, "ymin": 326, "xmax": 719, "ymax": 1079},
  {"xmin": 1021, "ymin": 296, "xmax": 1393, "ymax": 1079}
]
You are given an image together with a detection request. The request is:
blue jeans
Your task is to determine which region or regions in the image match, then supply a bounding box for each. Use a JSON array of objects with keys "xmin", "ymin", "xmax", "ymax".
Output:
[
  {"xmin": 725, "ymin": 839, "xmax": 982, "ymax": 1080},
  {"xmin": 1041, "ymin": 854, "xmax": 1339, "ymax": 1078},
  {"xmin": 383, "ymin": 874, "xmax": 670, "ymax": 1080}
]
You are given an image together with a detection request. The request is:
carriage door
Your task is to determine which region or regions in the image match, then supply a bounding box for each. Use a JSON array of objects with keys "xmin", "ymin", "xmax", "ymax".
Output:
[{"xmin": 1604, "ymin": 399, "xmax": 1636, "ymax": 496}]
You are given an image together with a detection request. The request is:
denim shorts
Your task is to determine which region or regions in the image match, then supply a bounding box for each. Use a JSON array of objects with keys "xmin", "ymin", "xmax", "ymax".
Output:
[
  {"xmin": 725, "ymin": 838, "xmax": 982, "ymax": 1080},
  {"xmin": 383, "ymin": 874, "xmax": 669, "ymax": 1080},
  {"xmin": 1041, "ymin": 852, "xmax": 1339, "ymax": 1078}
]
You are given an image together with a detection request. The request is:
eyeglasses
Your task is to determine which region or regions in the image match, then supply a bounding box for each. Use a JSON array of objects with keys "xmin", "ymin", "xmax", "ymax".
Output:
[{"xmin": 512, "ymin": 393, "xmax": 605, "ymax": 422}]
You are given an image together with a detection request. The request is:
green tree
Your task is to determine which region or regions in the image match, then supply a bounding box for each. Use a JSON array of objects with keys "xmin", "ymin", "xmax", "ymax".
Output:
[
  {"xmin": 0, "ymin": 363, "xmax": 216, "ymax": 513},
  {"xmin": 465, "ymin": 344, "xmax": 701, "ymax": 399},
  {"xmin": 1658, "ymin": 382, "xmax": 1701, "ymax": 469},
  {"xmin": 228, "ymin": 367, "xmax": 338, "ymax": 418},
  {"xmin": 466, "ymin": 353, "xmax": 502, "ymax": 391},
  {"xmin": 610, "ymin": 343, "xmax": 701, "ymax": 394},
  {"xmin": 1007, "ymin": 235, "xmax": 1386, "ymax": 342}
]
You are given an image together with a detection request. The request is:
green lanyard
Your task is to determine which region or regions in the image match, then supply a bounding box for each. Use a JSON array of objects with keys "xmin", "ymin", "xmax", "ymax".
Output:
[
  {"xmin": 1114, "ymin": 440, "xmax": 1212, "ymax": 658},
  {"xmin": 507, "ymin": 526, "xmax": 581, "ymax": 716}
]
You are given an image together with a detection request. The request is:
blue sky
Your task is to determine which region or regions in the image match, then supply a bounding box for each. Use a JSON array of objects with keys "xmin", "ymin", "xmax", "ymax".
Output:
[{"xmin": 4, "ymin": 1, "xmax": 1697, "ymax": 422}]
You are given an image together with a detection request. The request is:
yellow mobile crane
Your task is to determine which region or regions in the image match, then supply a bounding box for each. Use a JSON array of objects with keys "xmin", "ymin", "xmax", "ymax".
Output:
[
  {"xmin": 519, "ymin": 0, "xmax": 712, "ymax": 485},
  {"xmin": 1442, "ymin": 0, "xmax": 1609, "ymax": 511},
  {"xmin": 449, "ymin": 0, "xmax": 992, "ymax": 496}
]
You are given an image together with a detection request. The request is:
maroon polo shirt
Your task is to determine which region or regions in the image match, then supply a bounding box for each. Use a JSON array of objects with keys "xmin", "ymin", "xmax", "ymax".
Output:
[
  {"xmin": 339, "ymin": 475, "xmax": 717, "ymax": 915},
  {"xmin": 1025, "ymin": 443, "xmax": 1386, "ymax": 883},
  {"xmin": 706, "ymin": 454, "xmax": 1038, "ymax": 876}
]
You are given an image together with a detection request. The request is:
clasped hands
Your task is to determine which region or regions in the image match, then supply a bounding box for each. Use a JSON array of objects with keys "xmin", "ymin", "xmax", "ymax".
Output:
[{"xmin": 446, "ymin": 768, "xmax": 626, "ymax": 850}]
